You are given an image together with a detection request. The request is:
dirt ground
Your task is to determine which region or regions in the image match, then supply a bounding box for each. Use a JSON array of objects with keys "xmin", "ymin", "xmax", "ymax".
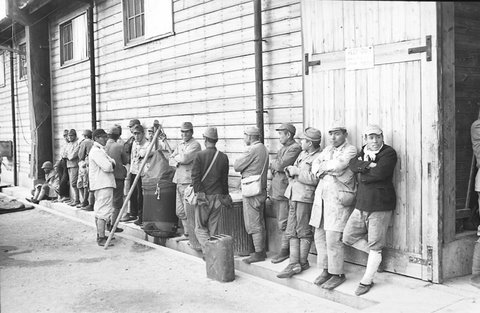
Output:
[{"xmin": 0, "ymin": 208, "xmax": 351, "ymax": 313}]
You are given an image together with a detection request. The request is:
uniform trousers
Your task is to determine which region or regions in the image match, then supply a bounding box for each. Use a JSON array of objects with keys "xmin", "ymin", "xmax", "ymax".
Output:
[
  {"xmin": 194, "ymin": 194, "xmax": 223, "ymax": 250},
  {"xmin": 286, "ymin": 201, "xmax": 313, "ymax": 240}
]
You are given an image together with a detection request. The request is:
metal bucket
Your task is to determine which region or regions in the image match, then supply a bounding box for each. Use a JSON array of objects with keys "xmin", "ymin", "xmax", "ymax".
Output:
[{"xmin": 142, "ymin": 181, "xmax": 178, "ymax": 237}]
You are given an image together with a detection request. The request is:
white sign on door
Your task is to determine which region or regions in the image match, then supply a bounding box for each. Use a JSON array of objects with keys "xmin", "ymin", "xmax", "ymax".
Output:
[{"xmin": 345, "ymin": 46, "xmax": 374, "ymax": 71}]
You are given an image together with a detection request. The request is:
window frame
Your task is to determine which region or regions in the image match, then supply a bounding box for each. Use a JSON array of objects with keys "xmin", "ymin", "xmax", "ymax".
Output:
[
  {"xmin": 58, "ymin": 11, "xmax": 89, "ymax": 68},
  {"xmin": 0, "ymin": 52, "xmax": 5, "ymax": 87},
  {"xmin": 122, "ymin": 0, "xmax": 174, "ymax": 48},
  {"xmin": 18, "ymin": 43, "xmax": 27, "ymax": 80}
]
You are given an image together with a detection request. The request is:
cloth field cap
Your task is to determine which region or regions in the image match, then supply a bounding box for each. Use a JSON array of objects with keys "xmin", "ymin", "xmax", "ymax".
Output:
[
  {"xmin": 82, "ymin": 129, "xmax": 92, "ymax": 137},
  {"xmin": 244, "ymin": 126, "xmax": 260, "ymax": 136},
  {"xmin": 180, "ymin": 122, "xmax": 193, "ymax": 131},
  {"xmin": 276, "ymin": 123, "xmax": 296, "ymax": 135},
  {"xmin": 364, "ymin": 124, "xmax": 383, "ymax": 136},
  {"xmin": 147, "ymin": 126, "xmax": 155, "ymax": 133},
  {"xmin": 128, "ymin": 119, "xmax": 141, "ymax": 128},
  {"xmin": 132, "ymin": 124, "xmax": 144, "ymax": 133},
  {"xmin": 41, "ymin": 161, "xmax": 53, "ymax": 170},
  {"xmin": 203, "ymin": 127, "xmax": 218, "ymax": 140},
  {"xmin": 328, "ymin": 123, "xmax": 347, "ymax": 133},
  {"xmin": 92, "ymin": 128, "xmax": 107, "ymax": 139},
  {"xmin": 107, "ymin": 126, "xmax": 120, "ymax": 135},
  {"xmin": 63, "ymin": 129, "xmax": 69, "ymax": 135},
  {"xmin": 301, "ymin": 127, "xmax": 322, "ymax": 142},
  {"xmin": 68, "ymin": 129, "xmax": 77, "ymax": 136}
]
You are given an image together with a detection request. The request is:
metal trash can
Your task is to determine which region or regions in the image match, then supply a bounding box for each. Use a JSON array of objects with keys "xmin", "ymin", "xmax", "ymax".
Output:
[
  {"xmin": 142, "ymin": 180, "xmax": 178, "ymax": 237},
  {"xmin": 218, "ymin": 194, "xmax": 254, "ymax": 256},
  {"xmin": 205, "ymin": 234, "xmax": 235, "ymax": 282}
]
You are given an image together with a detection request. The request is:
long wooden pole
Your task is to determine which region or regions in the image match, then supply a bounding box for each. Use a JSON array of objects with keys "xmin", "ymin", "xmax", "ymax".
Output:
[{"xmin": 104, "ymin": 125, "xmax": 165, "ymax": 249}]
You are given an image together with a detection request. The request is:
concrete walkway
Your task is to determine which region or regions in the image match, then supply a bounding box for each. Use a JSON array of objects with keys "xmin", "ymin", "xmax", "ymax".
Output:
[{"xmin": 2, "ymin": 187, "xmax": 480, "ymax": 312}]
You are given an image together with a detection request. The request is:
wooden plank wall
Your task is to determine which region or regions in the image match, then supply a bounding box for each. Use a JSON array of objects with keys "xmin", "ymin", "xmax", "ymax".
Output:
[
  {"xmin": 49, "ymin": 0, "xmax": 303, "ymax": 188},
  {"xmin": 0, "ymin": 31, "xmax": 33, "ymax": 189},
  {"xmin": 454, "ymin": 2, "xmax": 480, "ymax": 213}
]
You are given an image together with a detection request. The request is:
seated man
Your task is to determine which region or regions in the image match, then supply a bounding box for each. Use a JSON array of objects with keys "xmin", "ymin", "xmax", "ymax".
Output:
[{"xmin": 27, "ymin": 161, "xmax": 59, "ymax": 204}]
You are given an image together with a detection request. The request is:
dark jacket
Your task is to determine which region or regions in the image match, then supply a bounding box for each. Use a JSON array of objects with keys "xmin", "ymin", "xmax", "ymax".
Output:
[
  {"xmin": 348, "ymin": 144, "xmax": 397, "ymax": 212},
  {"xmin": 191, "ymin": 147, "xmax": 229, "ymax": 195}
]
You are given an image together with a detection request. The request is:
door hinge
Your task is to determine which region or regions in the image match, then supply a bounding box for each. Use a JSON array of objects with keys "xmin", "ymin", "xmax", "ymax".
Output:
[
  {"xmin": 408, "ymin": 35, "xmax": 432, "ymax": 62},
  {"xmin": 409, "ymin": 245, "xmax": 433, "ymax": 267},
  {"xmin": 304, "ymin": 53, "xmax": 321, "ymax": 75}
]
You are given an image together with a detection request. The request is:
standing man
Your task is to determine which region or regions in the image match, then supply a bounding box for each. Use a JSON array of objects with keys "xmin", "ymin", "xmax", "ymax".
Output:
[
  {"xmin": 470, "ymin": 119, "xmax": 480, "ymax": 288},
  {"xmin": 277, "ymin": 128, "xmax": 321, "ymax": 278},
  {"xmin": 56, "ymin": 129, "xmax": 70, "ymax": 203},
  {"xmin": 170, "ymin": 122, "xmax": 202, "ymax": 241},
  {"xmin": 105, "ymin": 126, "xmax": 128, "ymax": 233},
  {"xmin": 309, "ymin": 125, "xmax": 357, "ymax": 290},
  {"xmin": 65, "ymin": 129, "xmax": 80, "ymax": 206},
  {"xmin": 77, "ymin": 129, "xmax": 94, "ymax": 210},
  {"xmin": 269, "ymin": 123, "xmax": 302, "ymax": 264},
  {"xmin": 343, "ymin": 124, "xmax": 397, "ymax": 296},
  {"xmin": 191, "ymin": 127, "xmax": 231, "ymax": 253},
  {"xmin": 234, "ymin": 126, "xmax": 269, "ymax": 264},
  {"xmin": 128, "ymin": 124, "xmax": 149, "ymax": 226},
  {"xmin": 89, "ymin": 129, "xmax": 116, "ymax": 247}
]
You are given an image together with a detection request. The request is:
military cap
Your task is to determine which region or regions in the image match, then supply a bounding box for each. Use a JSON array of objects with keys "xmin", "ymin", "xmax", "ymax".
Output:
[
  {"xmin": 244, "ymin": 126, "xmax": 260, "ymax": 136},
  {"xmin": 327, "ymin": 124, "xmax": 347, "ymax": 133},
  {"xmin": 132, "ymin": 124, "xmax": 144, "ymax": 133},
  {"xmin": 107, "ymin": 126, "xmax": 120, "ymax": 135},
  {"xmin": 276, "ymin": 123, "xmax": 296, "ymax": 135},
  {"xmin": 203, "ymin": 127, "xmax": 218, "ymax": 140},
  {"xmin": 301, "ymin": 127, "xmax": 322, "ymax": 142},
  {"xmin": 92, "ymin": 128, "xmax": 107, "ymax": 139},
  {"xmin": 364, "ymin": 124, "xmax": 383, "ymax": 136},
  {"xmin": 41, "ymin": 161, "xmax": 53, "ymax": 170},
  {"xmin": 68, "ymin": 129, "xmax": 77, "ymax": 136},
  {"xmin": 147, "ymin": 126, "xmax": 155, "ymax": 133},
  {"xmin": 82, "ymin": 129, "xmax": 92, "ymax": 137},
  {"xmin": 180, "ymin": 122, "xmax": 193, "ymax": 131},
  {"xmin": 128, "ymin": 119, "xmax": 141, "ymax": 128}
]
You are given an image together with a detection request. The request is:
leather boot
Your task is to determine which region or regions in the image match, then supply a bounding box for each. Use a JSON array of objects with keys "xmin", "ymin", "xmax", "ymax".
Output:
[
  {"xmin": 299, "ymin": 238, "xmax": 312, "ymax": 271},
  {"xmin": 271, "ymin": 233, "xmax": 290, "ymax": 264},
  {"xmin": 242, "ymin": 251, "xmax": 266, "ymax": 264},
  {"xmin": 277, "ymin": 238, "xmax": 301, "ymax": 278}
]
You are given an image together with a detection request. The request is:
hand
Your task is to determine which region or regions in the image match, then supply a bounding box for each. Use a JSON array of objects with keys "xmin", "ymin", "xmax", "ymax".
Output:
[
  {"xmin": 368, "ymin": 162, "xmax": 377, "ymax": 168},
  {"xmin": 220, "ymin": 194, "xmax": 233, "ymax": 208},
  {"xmin": 285, "ymin": 166, "xmax": 299, "ymax": 177}
]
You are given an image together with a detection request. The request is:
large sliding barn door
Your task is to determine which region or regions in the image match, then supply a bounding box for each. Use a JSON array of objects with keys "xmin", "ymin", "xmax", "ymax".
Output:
[{"xmin": 301, "ymin": 1, "xmax": 440, "ymax": 282}]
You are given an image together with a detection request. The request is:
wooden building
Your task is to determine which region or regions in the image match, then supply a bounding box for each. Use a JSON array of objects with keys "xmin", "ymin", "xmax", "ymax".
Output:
[{"xmin": 0, "ymin": 0, "xmax": 478, "ymax": 283}]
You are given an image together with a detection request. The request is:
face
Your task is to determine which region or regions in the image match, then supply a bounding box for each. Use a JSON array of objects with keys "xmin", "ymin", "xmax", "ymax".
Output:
[
  {"xmin": 301, "ymin": 138, "xmax": 311, "ymax": 151},
  {"xmin": 68, "ymin": 134, "xmax": 76, "ymax": 142},
  {"xmin": 278, "ymin": 131, "xmax": 290, "ymax": 145},
  {"xmin": 243, "ymin": 134, "xmax": 252, "ymax": 146},
  {"xmin": 129, "ymin": 126, "xmax": 137, "ymax": 134},
  {"xmin": 148, "ymin": 131, "xmax": 154, "ymax": 141},
  {"xmin": 43, "ymin": 168, "xmax": 52, "ymax": 174},
  {"xmin": 181, "ymin": 130, "xmax": 193, "ymax": 142},
  {"xmin": 365, "ymin": 133, "xmax": 384, "ymax": 151},
  {"xmin": 329, "ymin": 130, "xmax": 347, "ymax": 148},
  {"xmin": 96, "ymin": 135, "xmax": 108, "ymax": 146},
  {"xmin": 133, "ymin": 130, "xmax": 145, "ymax": 143}
]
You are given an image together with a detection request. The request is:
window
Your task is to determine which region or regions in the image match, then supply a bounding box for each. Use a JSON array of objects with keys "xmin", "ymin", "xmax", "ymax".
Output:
[
  {"xmin": 123, "ymin": 0, "xmax": 173, "ymax": 45},
  {"xmin": 0, "ymin": 53, "xmax": 5, "ymax": 87},
  {"xmin": 19, "ymin": 43, "xmax": 27, "ymax": 79},
  {"xmin": 60, "ymin": 13, "xmax": 88, "ymax": 66}
]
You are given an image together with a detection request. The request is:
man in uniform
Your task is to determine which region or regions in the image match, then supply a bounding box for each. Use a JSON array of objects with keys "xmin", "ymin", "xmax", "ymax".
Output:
[
  {"xmin": 77, "ymin": 129, "xmax": 94, "ymax": 210},
  {"xmin": 65, "ymin": 129, "xmax": 80, "ymax": 206},
  {"xmin": 343, "ymin": 124, "xmax": 397, "ymax": 296},
  {"xmin": 105, "ymin": 126, "xmax": 128, "ymax": 233},
  {"xmin": 277, "ymin": 127, "xmax": 321, "ymax": 278},
  {"xmin": 89, "ymin": 129, "xmax": 116, "ymax": 247},
  {"xmin": 309, "ymin": 124, "xmax": 357, "ymax": 289},
  {"xmin": 269, "ymin": 123, "xmax": 302, "ymax": 264},
  {"xmin": 191, "ymin": 127, "xmax": 231, "ymax": 253},
  {"xmin": 170, "ymin": 122, "xmax": 202, "ymax": 241},
  {"xmin": 234, "ymin": 126, "xmax": 269, "ymax": 264}
]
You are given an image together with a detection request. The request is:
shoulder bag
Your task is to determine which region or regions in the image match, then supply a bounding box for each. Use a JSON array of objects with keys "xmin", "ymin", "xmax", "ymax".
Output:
[
  {"xmin": 241, "ymin": 149, "xmax": 268, "ymax": 197},
  {"xmin": 184, "ymin": 151, "xmax": 219, "ymax": 205}
]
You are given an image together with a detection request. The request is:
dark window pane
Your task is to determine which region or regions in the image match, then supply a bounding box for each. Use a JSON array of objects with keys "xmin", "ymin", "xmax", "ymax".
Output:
[
  {"xmin": 127, "ymin": 0, "xmax": 134, "ymax": 17},
  {"xmin": 135, "ymin": 15, "xmax": 144, "ymax": 38},
  {"xmin": 128, "ymin": 19, "xmax": 135, "ymax": 40},
  {"xmin": 135, "ymin": 0, "xmax": 144, "ymax": 15}
]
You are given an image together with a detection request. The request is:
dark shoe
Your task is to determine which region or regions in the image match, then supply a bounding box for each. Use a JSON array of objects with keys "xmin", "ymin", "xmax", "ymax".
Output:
[
  {"xmin": 97, "ymin": 236, "xmax": 114, "ymax": 247},
  {"xmin": 277, "ymin": 263, "xmax": 302, "ymax": 278},
  {"xmin": 314, "ymin": 269, "xmax": 332, "ymax": 286},
  {"xmin": 81, "ymin": 205, "xmax": 94, "ymax": 211},
  {"xmin": 300, "ymin": 261, "xmax": 310, "ymax": 271},
  {"xmin": 242, "ymin": 252, "xmax": 266, "ymax": 264},
  {"xmin": 107, "ymin": 223, "xmax": 124, "ymax": 233},
  {"xmin": 133, "ymin": 218, "xmax": 143, "ymax": 226},
  {"xmin": 70, "ymin": 201, "xmax": 80, "ymax": 207},
  {"xmin": 322, "ymin": 274, "xmax": 346, "ymax": 290},
  {"xmin": 120, "ymin": 215, "xmax": 137, "ymax": 222},
  {"xmin": 271, "ymin": 249, "xmax": 289, "ymax": 264},
  {"xmin": 355, "ymin": 282, "xmax": 374, "ymax": 296},
  {"xmin": 76, "ymin": 202, "xmax": 85, "ymax": 208}
]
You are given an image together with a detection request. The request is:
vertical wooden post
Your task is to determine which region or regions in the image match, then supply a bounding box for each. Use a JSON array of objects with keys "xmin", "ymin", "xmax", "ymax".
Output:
[{"xmin": 253, "ymin": 0, "xmax": 264, "ymax": 143}]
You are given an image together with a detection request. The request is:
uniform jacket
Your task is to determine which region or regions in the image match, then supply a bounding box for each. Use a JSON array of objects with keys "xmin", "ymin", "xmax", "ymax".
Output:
[
  {"xmin": 171, "ymin": 138, "xmax": 202, "ymax": 184},
  {"xmin": 105, "ymin": 139, "xmax": 128, "ymax": 180},
  {"xmin": 234, "ymin": 141, "xmax": 269, "ymax": 190},
  {"xmin": 348, "ymin": 144, "xmax": 397, "ymax": 212},
  {"xmin": 471, "ymin": 119, "xmax": 480, "ymax": 191},
  {"xmin": 78, "ymin": 138, "xmax": 94, "ymax": 161},
  {"xmin": 88, "ymin": 142, "xmax": 116, "ymax": 191},
  {"xmin": 309, "ymin": 141, "xmax": 357, "ymax": 231},
  {"xmin": 284, "ymin": 148, "xmax": 321, "ymax": 204},
  {"xmin": 65, "ymin": 139, "xmax": 80, "ymax": 168},
  {"xmin": 130, "ymin": 138, "xmax": 149, "ymax": 175},
  {"xmin": 191, "ymin": 147, "xmax": 229, "ymax": 195},
  {"xmin": 270, "ymin": 139, "xmax": 302, "ymax": 200}
]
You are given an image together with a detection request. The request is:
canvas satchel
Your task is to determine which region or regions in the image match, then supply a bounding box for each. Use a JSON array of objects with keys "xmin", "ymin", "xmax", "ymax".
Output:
[
  {"xmin": 241, "ymin": 149, "xmax": 268, "ymax": 198},
  {"xmin": 184, "ymin": 151, "xmax": 219, "ymax": 206}
]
